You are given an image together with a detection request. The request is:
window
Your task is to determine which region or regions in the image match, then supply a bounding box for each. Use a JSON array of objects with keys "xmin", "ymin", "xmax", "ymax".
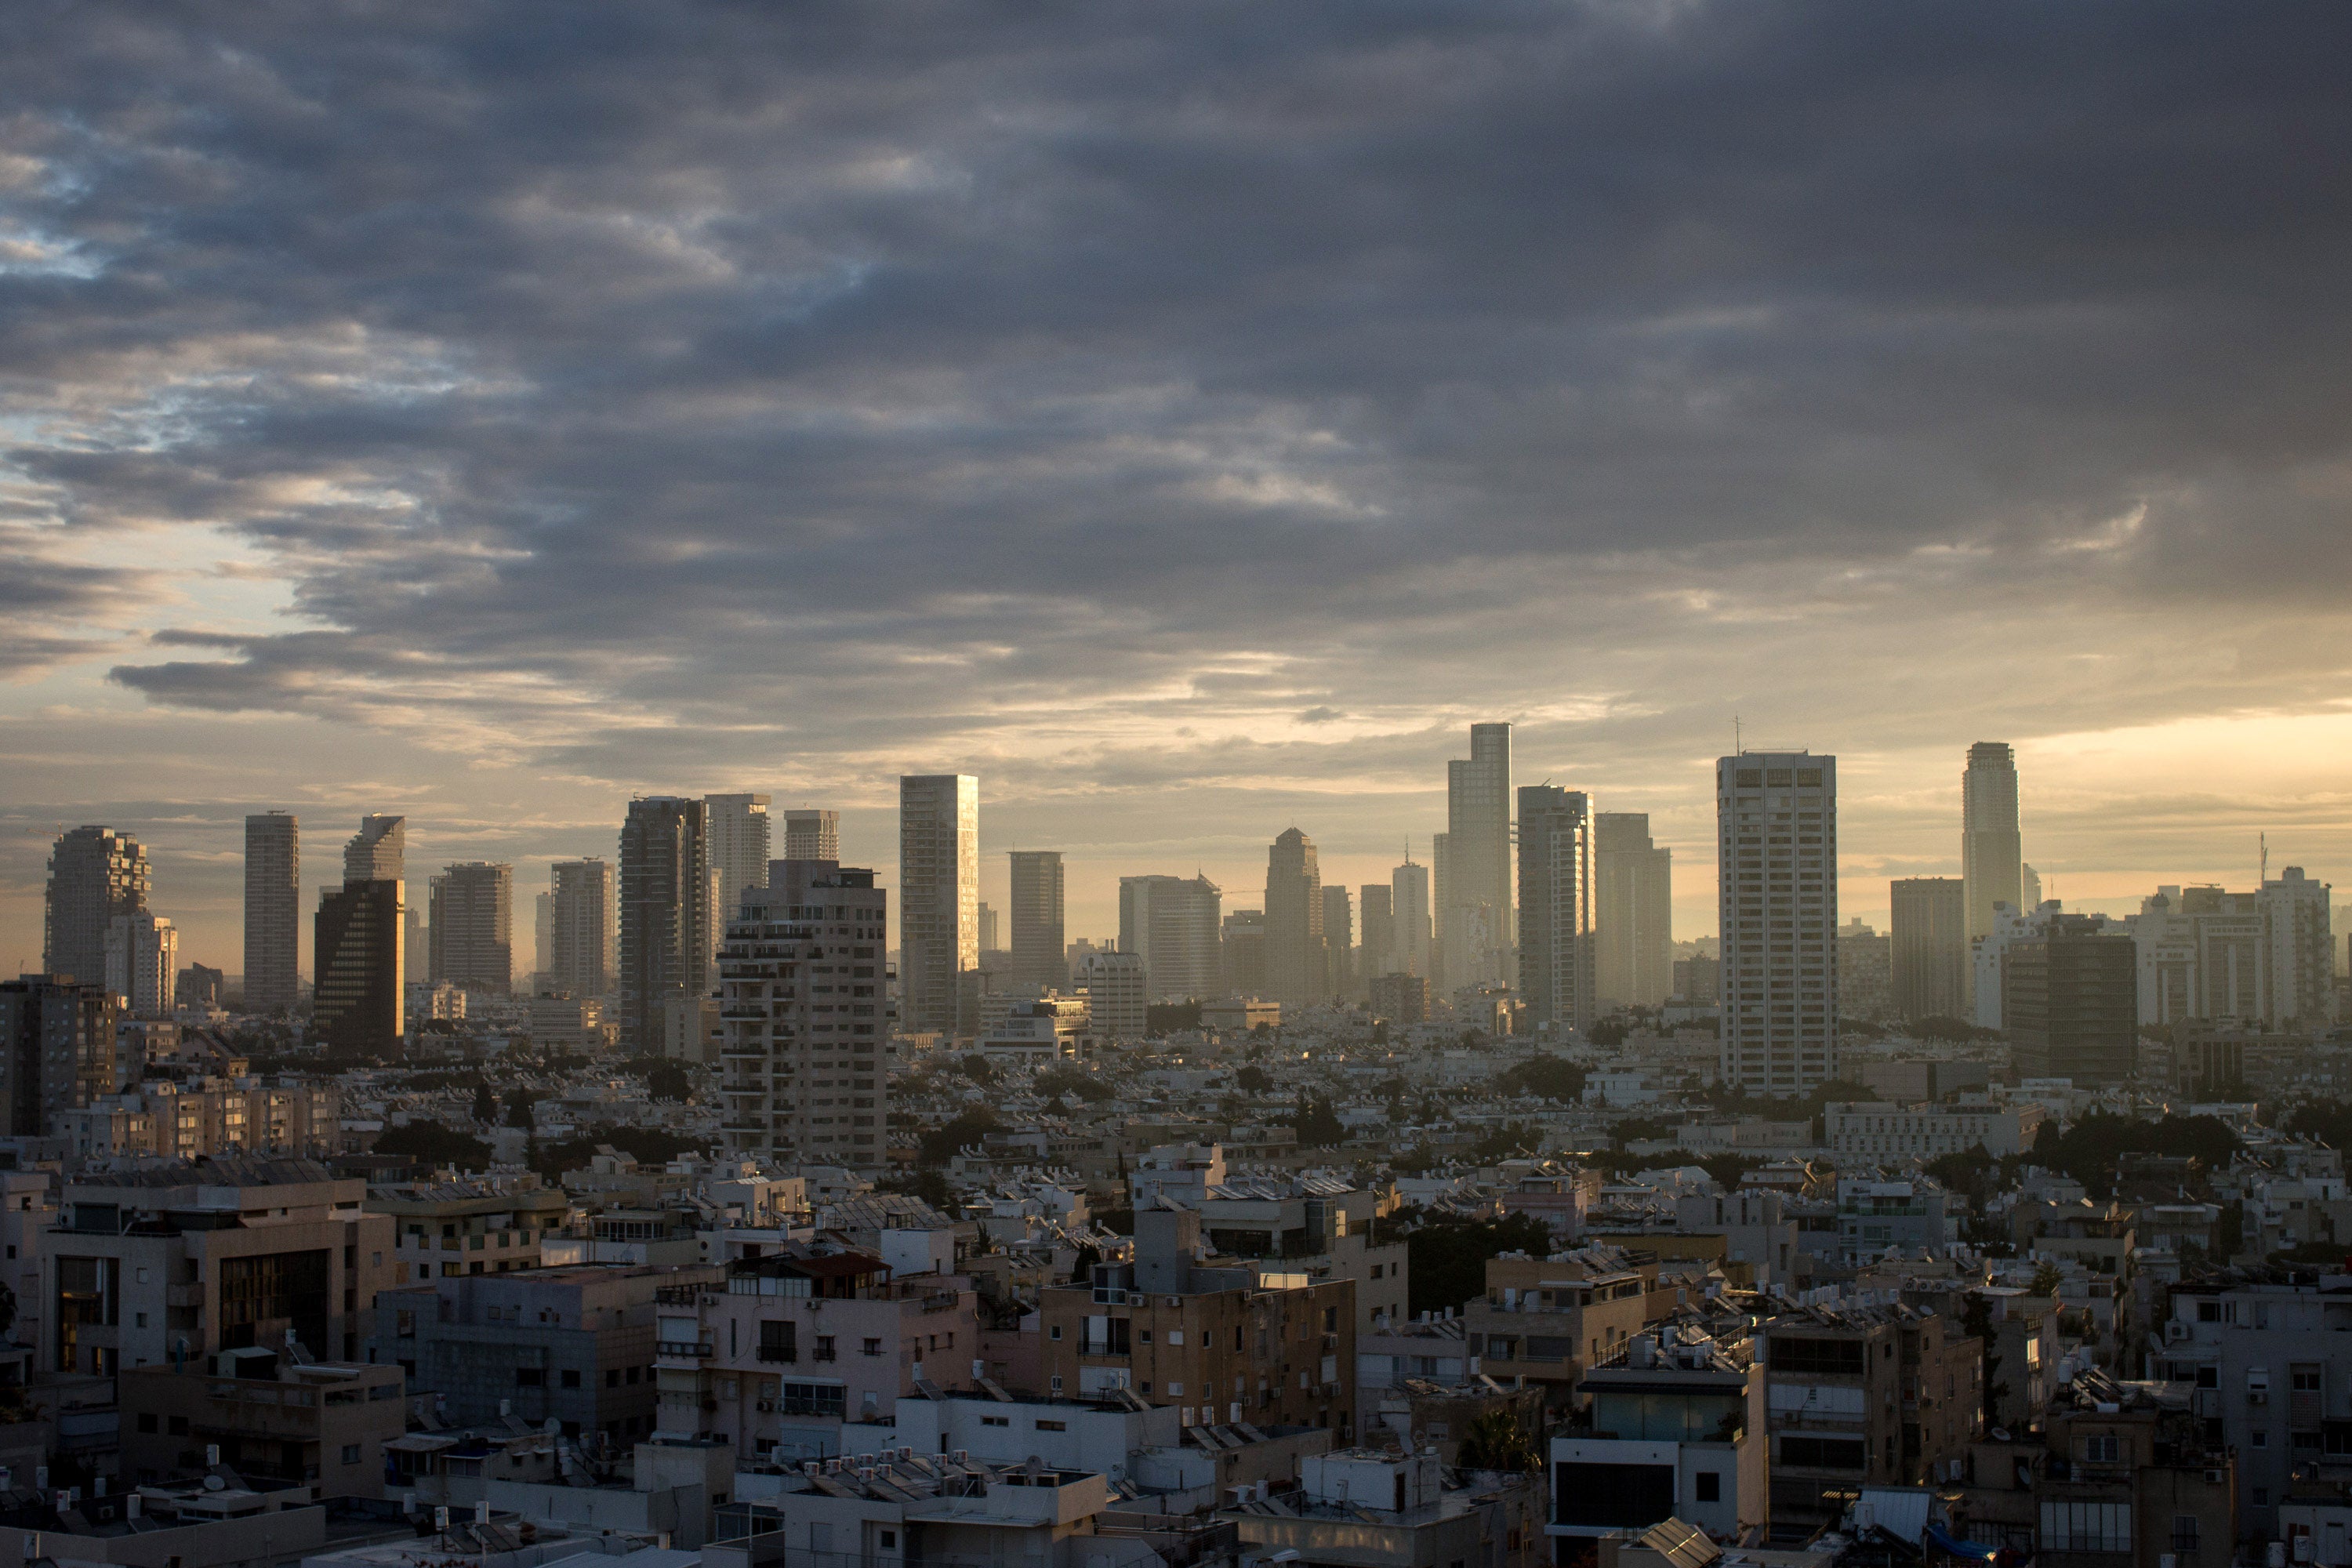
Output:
[
  {"xmin": 1769, "ymin": 1338, "xmax": 1866, "ymax": 1376},
  {"xmin": 1036, "ymin": 1419, "xmax": 1066, "ymax": 1432},
  {"xmin": 1050, "ymin": 1326, "xmax": 1062, "ymax": 1341},
  {"xmin": 2172, "ymin": 1516, "xmax": 2199, "ymax": 1552},
  {"xmin": 606, "ymin": 1370, "xmax": 620, "ymax": 1388},
  {"xmin": 169, "ymin": 1416, "xmax": 189, "ymax": 1436},
  {"xmin": 561, "ymin": 1370, "xmax": 581, "ymax": 1388},
  {"xmin": 2081, "ymin": 1435, "xmax": 2119, "ymax": 1463},
  {"xmin": 980, "ymin": 1415, "xmax": 1009, "ymax": 1428},
  {"xmin": 2295, "ymin": 1370, "xmax": 2323, "ymax": 1392},
  {"xmin": 136, "ymin": 1414, "xmax": 158, "ymax": 1434},
  {"xmin": 516, "ymin": 1369, "xmax": 544, "ymax": 1387},
  {"xmin": 880, "ymin": 1534, "xmax": 896, "ymax": 1551},
  {"xmin": 2039, "ymin": 1502, "xmax": 2131, "ymax": 1553},
  {"xmin": 863, "ymin": 1338, "xmax": 883, "ymax": 1356},
  {"xmin": 1695, "ymin": 1472, "xmax": 1721, "ymax": 1503},
  {"xmin": 342, "ymin": 1445, "xmax": 361, "ymax": 1465},
  {"xmin": 2198, "ymin": 1301, "xmax": 2221, "ymax": 1322}
]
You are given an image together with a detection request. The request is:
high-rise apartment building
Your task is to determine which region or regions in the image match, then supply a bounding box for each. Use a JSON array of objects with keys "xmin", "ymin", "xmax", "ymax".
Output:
[
  {"xmin": 1076, "ymin": 949, "xmax": 1147, "ymax": 1040},
  {"xmin": 1517, "ymin": 786, "xmax": 1597, "ymax": 1034},
  {"xmin": 44, "ymin": 826, "xmax": 152, "ymax": 991},
  {"xmin": 2005, "ymin": 916, "xmax": 2136, "ymax": 1085},
  {"xmin": 976, "ymin": 903, "xmax": 1000, "ymax": 956},
  {"xmin": 2021, "ymin": 864, "xmax": 2044, "ymax": 909},
  {"xmin": 1118, "ymin": 874, "xmax": 1223, "ymax": 1002},
  {"xmin": 2262, "ymin": 866, "xmax": 2336, "ymax": 1027},
  {"xmin": 1321, "ymin": 885, "xmax": 1354, "ymax": 1000},
  {"xmin": 0, "ymin": 974, "xmax": 116, "ymax": 1135},
  {"xmin": 343, "ymin": 815, "xmax": 405, "ymax": 884},
  {"xmin": 781, "ymin": 808, "xmax": 839, "ymax": 864},
  {"xmin": 535, "ymin": 891, "xmax": 553, "ymax": 987},
  {"xmin": 242, "ymin": 811, "xmax": 299, "ymax": 1015},
  {"xmin": 1962, "ymin": 742, "xmax": 2022, "ymax": 942},
  {"xmin": 549, "ymin": 858, "xmax": 615, "ymax": 997},
  {"xmin": 1358, "ymin": 885, "xmax": 1394, "ymax": 982},
  {"xmin": 1392, "ymin": 857, "xmax": 1432, "ymax": 979},
  {"xmin": 104, "ymin": 912, "xmax": 179, "ymax": 1018},
  {"xmin": 1429, "ymin": 834, "xmax": 1450, "ymax": 985},
  {"xmin": 1264, "ymin": 829, "xmax": 1325, "ymax": 1010},
  {"xmin": 705, "ymin": 793, "xmax": 772, "ymax": 934},
  {"xmin": 898, "ymin": 775, "xmax": 978, "ymax": 1036},
  {"xmin": 1221, "ymin": 909, "xmax": 1266, "ymax": 999},
  {"xmin": 1890, "ymin": 877, "xmax": 1968, "ymax": 1020},
  {"xmin": 1717, "ymin": 753, "xmax": 1839, "ymax": 1096},
  {"xmin": 315, "ymin": 878, "xmax": 404, "ymax": 1056},
  {"xmin": 1008, "ymin": 850, "xmax": 1067, "ymax": 995},
  {"xmin": 619, "ymin": 797, "xmax": 711, "ymax": 1056},
  {"xmin": 429, "ymin": 862, "xmax": 514, "ymax": 993},
  {"xmin": 1595, "ymin": 813, "xmax": 1673, "ymax": 1008},
  {"xmin": 717, "ymin": 858, "xmax": 892, "ymax": 1171},
  {"xmin": 1443, "ymin": 724, "xmax": 1514, "ymax": 989}
]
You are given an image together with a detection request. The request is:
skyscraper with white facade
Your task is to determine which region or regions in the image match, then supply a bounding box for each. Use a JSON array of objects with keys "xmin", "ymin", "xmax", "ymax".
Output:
[
  {"xmin": 1008, "ymin": 850, "xmax": 1067, "ymax": 995},
  {"xmin": 1595, "ymin": 812, "xmax": 1673, "ymax": 1008},
  {"xmin": 705, "ymin": 793, "xmax": 772, "ymax": 934},
  {"xmin": 2261, "ymin": 866, "xmax": 2335, "ymax": 1027},
  {"xmin": 1076, "ymin": 948, "xmax": 1147, "ymax": 1040},
  {"xmin": 242, "ymin": 811, "xmax": 300, "ymax": 1015},
  {"xmin": 1517, "ymin": 786, "xmax": 1597, "ymax": 1033},
  {"xmin": 717, "ymin": 858, "xmax": 892, "ymax": 1171},
  {"xmin": 104, "ymin": 911, "xmax": 179, "ymax": 1018},
  {"xmin": 1717, "ymin": 752, "xmax": 1838, "ymax": 1096},
  {"xmin": 899, "ymin": 775, "xmax": 978, "ymax": 1036},
  {"xmin": 549, "ymin": 858, "xmax": 615, "ymax": 998},
  {"xmin": 1962, "ymin": 742, "xmax": 2022, "ymax": 942},
  {"xmin": 1443, "ymin": 724, "xmax": 1513, "ymax": 989},
  {"xmin": 44, "ymin": 826, "xmax": 152, "ymax": 991},
  {"xmin": 1117, "ymin": 874, "xmax": 1223, "ymax": 1002}
]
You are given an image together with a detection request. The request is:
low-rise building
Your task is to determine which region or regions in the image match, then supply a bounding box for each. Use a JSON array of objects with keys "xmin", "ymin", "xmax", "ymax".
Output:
[
  {"xmin": 120, "ymin": 1351, "xmax": 405, "ymax": 1499},
  {"xmin": 1221, "ymin": 1448, "xmax": 1542, "ymax": 1568},
  {"xmin": 1835, "ymin": 1178, "xmax": 1956, "ymax": 1262},
  {"xmin": 1824, "ymin": 1102, "xmax": 2043, "ymax": 1161},
  {"xmin": 368, "ymin": 1177, "xmax": 574, "ymax": 1283},
  {"xmin": 1195, "ymin": 1174, "xmax": 1407, "ymax": 1336},
  {"xmin": 1549, "ymin": 1321, "xmax": 1765, "ymax": 1548},
  {"xmin": 1464, "ymin": 1247, "xmax": 1655, "ymax": 1409}
]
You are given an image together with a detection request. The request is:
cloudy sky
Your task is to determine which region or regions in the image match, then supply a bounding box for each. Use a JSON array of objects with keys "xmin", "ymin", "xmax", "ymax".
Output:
[{"xmin": 7, "ymin": 2, "xmax": 2352, "ymax": 977}]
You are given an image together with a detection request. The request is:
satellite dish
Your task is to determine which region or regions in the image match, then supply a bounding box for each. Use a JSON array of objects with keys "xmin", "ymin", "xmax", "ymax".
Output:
[{"xmin": 203, "ymin": 1475, "xmax": 227, "ymax": 1491}]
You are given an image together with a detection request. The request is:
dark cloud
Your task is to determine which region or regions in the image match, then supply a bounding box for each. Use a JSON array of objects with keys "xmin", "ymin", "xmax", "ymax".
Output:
[{"xmin": 0, "ymin": 0, "xmax": 2345, "ymax": 792}]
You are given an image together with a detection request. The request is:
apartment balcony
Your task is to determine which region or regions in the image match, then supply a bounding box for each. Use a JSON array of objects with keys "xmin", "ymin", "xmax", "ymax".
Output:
[
  {"xmin": 755, "ymin": 1345, "xmax": 797, "ymax": 1363},
  {"xmin": 655, "ymin": 1339, "xmax": 713, "ymax": 1363}
]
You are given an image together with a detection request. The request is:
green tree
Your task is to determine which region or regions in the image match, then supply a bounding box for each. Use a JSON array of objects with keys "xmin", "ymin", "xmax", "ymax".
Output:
[
  {"xmin": 1403, "ymin": 1210, "xmax": 1556, "ymax": 1316},
  {"xmin": 376, "ymin": 1121, "xmax": 493, "ymax": 1171},
  {"xmin": 1455, "ymin": 1409, "xmax": 1541, "ymax": 1473},
  {"xmin": 880, "ymin": 1167, "xmax": 954, "ymax": 1209},
  {"xmin": 470, "ymin": 1083, "xmax": 496, "ymax": 1123},
  {"xmin": 1471, "ymin": 1122, "xmax": 1539, "ymax": 1161},
  {"xmin": 920, "ymin": 1107, "xmax": 1007, "ymax": 1164},
  {"xmin": 1494, "ymin": 1057, "xmax": 1587, "ymax": 1103},
  {"xmin": 646, "ymin": 1062, "xmax": 693, "ymax": 1102},
  {"xmin": 1588, "ymin": 1017, "xmax": 1630, "ymax": 1047},
  {"xmin": 1234, "ymin": 1064, "xmax": 1272, "ymax": 1093},
  {"xmin": 1287, "ymin": 1094, "xmax": 1347, "ymax": 1148},
  {"xmin": 960, "ymin": 1054, "xmax": 996, "ymax": 1084},
  {"xmin": 505, "ymin": 1089, "xmax": 536, "ymax": 1129}
]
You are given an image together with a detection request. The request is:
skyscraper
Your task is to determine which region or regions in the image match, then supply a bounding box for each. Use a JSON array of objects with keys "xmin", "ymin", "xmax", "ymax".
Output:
[
  {"xmin": 242, "ymin": 811, "xmax": 300, "ymax": 1015},
  {"xmin": 430, "ymin": 862, "xmax": 514, "ymax": 993},
  {"xmin": 1595, "ymin": 813, "xmax": 1673, "ymax": 1008},
  {"xmin": 1889, "ymin": 877, "xmax": 1968, "ymax": 1019},
  {"xmin": 344, "ymin": 815, "xmax": 405, "ymax": 884},
  {"xmin": 1264, "ymin": 829, "xmax": 1324, "ymax": 1009},
  {"xmin": 1443, "ymin": 724, "xmax": 1514, "ymax": 989},
  {"xmin": 44, "ymin": 826, "xmax": 151, "ymax": 990},
  {"xmin": 1717, "ymin": 752, "xmax": 1838, "ymax": 1096},
  {"xmin": 2262, "ymin": 866, "xmax": 2336, "ymax": 1027},
  {"xmin": 1008, "ymin": 850, "xmax": 1068, "ymax": 995},
  {"xmin": 1321, "ymin": 884, "xmax": 1354, "ymax": 1000},
  {"xmin": 1117, "ymin": 874, "xmax": 1223, "ymax": 1002},
  {"xmin": 782, "ymin": 808, "xmax": 840, "ymax": 863},
  {"xmin": 705, "ymin": 793, "xmax": 773, "ymax": 933},
  {"xmin": 1962, "ymin": 742, "xmax": 2022, "ymax": 941},
  {"xmin": 1076, "ymin": 949, "xmax": 1147, "ymax": 1040},
  {"xmin": 899, "ymin": 775, "xmax": 978, "ymax": 1036},
  {"xmin": 315, "ymin": 878, "xmax": 403, "ymax": 1056},
  {"xmin": 1517, "ymin": 786, "xmax": 1597, "ymax": 1033},
  {"xmin": 0, "ymin": 974, "xmax": 116, "ymax": 1134},
  {"xmin": 535, "ymin": 891, "xmax": 553, "ymax": 987},
  {"xmin": 1220, "ymin": 909, "xmax": 1266, "ymax": 999},
  {"xmin": 619, "ymin": 797, "xmax": 711, "ymax": 1056},
  {"xmin": 2005, "ymin": 915, "xmax": 2136, "ymax": 1085},
  {"xmin": 104, "ymin": 911, "xmax": 179, "ymax": 1018},
  {"xmin": 549, "ymin": 858, "xmax": 616, "ymax": 998},
  {"xmin": 1429, "ymin": 833, "xmax": 1450, "ymax": 985},
  {"xmin": 1392, "ymin": 855, "xmax": 1432, "ymax": 979},
  {"xmin": 717, "ymin": 858, "xmax": 892, "ymax": 1171},
  {"xmin": 1358, "ymin": 884, "xmax": 1395, "ymax": 983}
]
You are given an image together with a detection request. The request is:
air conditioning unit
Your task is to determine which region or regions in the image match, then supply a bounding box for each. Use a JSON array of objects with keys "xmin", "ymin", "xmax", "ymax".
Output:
[
  {"xmin": 2205, "ymin": 1470, "xmax": 2226, "ymax": 1485},
  {"xmin": 2165, "ymin": 1321, "xmax": 2188, "ymax": 1343},
  {"xmin": 2250, "ymin": 1391, "xmax": 2268, "ymax": 1405},
  {"xmin": 756, "ymin": 1400, "xmax": 775, "ymax": 1413}
]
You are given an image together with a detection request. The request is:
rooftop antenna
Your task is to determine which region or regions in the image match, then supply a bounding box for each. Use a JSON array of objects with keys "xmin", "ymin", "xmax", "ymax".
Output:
[
  {"xmin": 2260, "ymin": 832, "xmax": 2269, "ymax": 887},
  {"xmin": 1734, "ymin": 715, "xmax": 1742, "ymax": 754}
]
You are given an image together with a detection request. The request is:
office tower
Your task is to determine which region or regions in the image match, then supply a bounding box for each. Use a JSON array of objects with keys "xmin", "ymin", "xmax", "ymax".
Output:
[
  {"xmin": 535, "ymin": 891, "xmax": 553, "ymax": 987},
  {"xmin": 1321, "ymin": 885, "xmax": 1354, "ymax": 999},
  {"xmin": 1444, "ymin": 723, "xmax": 1514, "ymax": 989},
  {"xmin": 176, "ymin": 963, "xmax": 226, "ymax": 1011},
  {"xmin": 403, "ymin": 905, "xmax": 426, "ymax": 988},
  {"xmin": 1392, "ymin": 856, "xmax": 1432, "ymax": 978},
  {"xmin": 315, "ymin": 879, "xmax": 404, "ymax": 1055},
  {"xmin": 1264, "ymin": 829, "xmax": 1325, "ymax": 1009},
  {"xmin": 705, "ymin": 793, "xmax": 772, "ymax": 931},
  {"xmin": 1595, "ymin": 813, "xmax": 1674, "ymax": 1008},
  {"xmin": 43, "ymin": 826, "xmax": 151, "ymax": 990},
  {"xmin": 1962, "ymin": 742, "xmax": 2022, "ymax": 941},
  {"xmin": 1430, "ymin": 834, "xmax": 1450, "ymax": 986},
  {"xmin": 2005, "ymin": 914, "xmax": 2136, "ymax": 1085},
  {"xmin": 782, "ymin": 808, "xmax": 840, "ymax": 864},
  {"xmin": 344, "ymin": 815, "xmax": 405, "ymax": 884},
  {"xmin": 429, "ymin": 862, "xmax": 514, "ymax": 993},
  {"xmin": 2021, "ymin": 864, "xmax": 2044, "ymax": 910},
  {"xmin": 104, "ymin": 912, "xmax": 179, "ymax": 1018},
  {"xmin": 2262, "ymin": 866, "xmax": 2336, "ymax": 1027},
  {"xmin": 1221, "ymin": 909, "xmax": 1267, "ymax": 998},
  {"xmin": 1517, "ymin": 786, "xmax": 1597, "ymax": 1033},
  {"xmin": 1890, "ymin": 877, "xmax": 1969, "ymax": 1019},
  {"xmin": 717, "ymin": 858, "xmax": 891, "ymax": 1171},
  {"xmin": 977, "ymin": 903, "xmax": 1000, "ymax": 955},
  {"xmin": 549, "ymin": 858, "xmax": 616, "ymax": 998},
  {"xmin": 1672, "ymin": 953, "xmax": 1719, "ymax": 1005},
  {"xmin": 1076, "ymin": 949, "xmax": 1148, "ymax": 1040},
  {"xmin": 0, "ymin": 974, "xmax": 117, "ymax": 1135},
  {"xmin": 1358, "ymin": 885, "xmax": 1394, "ymax": 984},
  {"xmin": 1008, "ymin": 850, "xmax": 1068, "ymax": 995},
  {"xmin": 898, "ymin": 775, "xmax": 978, "ymax": 1036},
  {"xmin": 1717, "ymin": 752, "xmax": 1839, "ymax": 1096},
  {"xmin": 619, "ymin": 797, "xmax": 712, "ymax": 1056},
  {"xmin": 242, "ymin": 811, "xmax": 299, "ymax": 1015},
  {"xmin": 1837, "ymin": 918, "xmax": 1892, "ymax": 1019},
  {"xmin": 1119, "ymin": 875, "xmax": 1224, "ymax": 1002}
]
